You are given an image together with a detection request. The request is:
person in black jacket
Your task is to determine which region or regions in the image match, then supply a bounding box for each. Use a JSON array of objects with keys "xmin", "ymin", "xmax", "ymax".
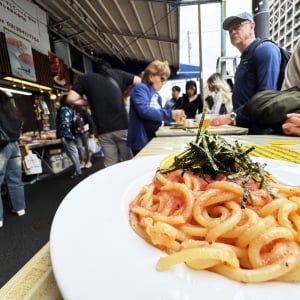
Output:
[
  {"xmin": 175, "ymin": 80, "xmax": 203, "ymax": 119},
  {"xmin": 0, "ymin": 90, "xmax": 26, "ymax": 228}
]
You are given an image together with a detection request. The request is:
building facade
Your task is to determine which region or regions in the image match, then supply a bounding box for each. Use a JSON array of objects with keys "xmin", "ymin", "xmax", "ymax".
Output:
[{"xmin": 269, "ymin": 0, "xmax": 300, "ymax": 51}]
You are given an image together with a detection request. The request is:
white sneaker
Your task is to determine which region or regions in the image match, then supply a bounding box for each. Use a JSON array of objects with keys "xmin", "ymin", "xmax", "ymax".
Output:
[
  {"xmin": 0, "ymin": 220, "xmax": 3, "ymax": 227},
  {"xmin": 12, "ymin": 209, "xmax": 25, "ymax": 216},
  {"xmin": 16, "ymin": 209, "xmax": 25, "ymax": 216},
  {"xmin": 85, "ymin": 162, "xmax": 92, "ymax": 168}
]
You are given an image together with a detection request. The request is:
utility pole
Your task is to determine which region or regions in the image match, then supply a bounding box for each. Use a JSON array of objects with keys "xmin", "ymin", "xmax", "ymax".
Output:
[
  {"xmin": 220, "ymin": 0, "xmax": 226, "ymax": 75},
  {"xmin": 252, "ymin": 0, "xmax": 270, "ymax": 39},
  {"xmin": 187, "ymin": 30, "xmax": 192, "ymax": 64}
]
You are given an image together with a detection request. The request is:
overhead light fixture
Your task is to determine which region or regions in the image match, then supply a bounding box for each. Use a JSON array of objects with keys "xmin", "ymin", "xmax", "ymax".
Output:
[
  {"xmin": 3, "ymin": 77, "xmax": 52, "ymax": 91},
  {"xmin": 0, "ymin": 87, "xmax": 32, "ymax": 96},
  {"xmin": 49, "ymin": 91, "xmax": 57, "ymax": 100}
]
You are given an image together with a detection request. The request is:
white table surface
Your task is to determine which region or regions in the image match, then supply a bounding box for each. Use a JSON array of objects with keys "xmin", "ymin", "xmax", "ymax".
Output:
[{"xmin": 156, "ymin": 125, "xmax": 248, "ymax": 137}]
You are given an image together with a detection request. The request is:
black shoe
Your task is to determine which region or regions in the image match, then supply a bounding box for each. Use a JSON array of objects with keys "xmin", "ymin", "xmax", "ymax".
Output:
[{"xmin": 70, "ymin": 172, "xmax": 82, "ymax": 179}]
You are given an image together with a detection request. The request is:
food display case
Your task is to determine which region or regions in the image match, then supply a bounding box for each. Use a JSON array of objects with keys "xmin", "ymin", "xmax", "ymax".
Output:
[{"xmin": 20, "ymin": 130, "xmax": 73, "ymax": 178}]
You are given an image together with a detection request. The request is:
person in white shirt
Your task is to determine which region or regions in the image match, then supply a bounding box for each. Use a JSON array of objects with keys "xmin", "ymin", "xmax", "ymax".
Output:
[{"xmin": 207, "ymin": 72, "xmax": 233, "ymax": 115}]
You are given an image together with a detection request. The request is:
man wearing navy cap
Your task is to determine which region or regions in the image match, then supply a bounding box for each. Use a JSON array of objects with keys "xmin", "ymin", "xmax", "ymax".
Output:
[{"xmin": 211, "ymin": 12, "xmax": 281, "ymax": 134}]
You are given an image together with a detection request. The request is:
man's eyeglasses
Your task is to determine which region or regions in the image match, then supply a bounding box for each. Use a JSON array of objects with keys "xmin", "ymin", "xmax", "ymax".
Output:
[{"xmin": 228, "ymin": 21, "xmax": 250, "ymax": 33}]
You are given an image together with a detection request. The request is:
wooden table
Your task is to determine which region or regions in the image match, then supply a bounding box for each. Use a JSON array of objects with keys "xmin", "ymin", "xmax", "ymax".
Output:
[
  {"xmin": 1, "ymin": 134, "xmax": 300, "ymax": 299},
  {"xmin": 0, "ymin": 243, "xmax": 63, "ymax": 299}
]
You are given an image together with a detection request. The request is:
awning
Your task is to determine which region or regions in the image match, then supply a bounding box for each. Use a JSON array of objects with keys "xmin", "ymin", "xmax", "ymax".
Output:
[
  {"xmin": 172, "ymin": 63, "xmax": 200, "ymax": 79},
  {"xmin": 32, "ymin": 0, "xmax": 179, "ymax": 70}
]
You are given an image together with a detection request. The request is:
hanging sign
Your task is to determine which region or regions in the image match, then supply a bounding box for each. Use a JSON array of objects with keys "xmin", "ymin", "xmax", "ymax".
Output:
[
  {"xmin": 5, "ymin": 28, "xmax": 37, "ymax": 81},
  {"xmin": 49, "ymin": 52, "xmax": 69, "ymax": 90},
  {"xmin": 0, "ymin": 0, "xmax": 50, "ymax": 55}
]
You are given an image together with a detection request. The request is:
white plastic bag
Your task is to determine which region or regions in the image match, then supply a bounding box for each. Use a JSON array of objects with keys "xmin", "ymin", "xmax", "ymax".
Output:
[
  {"xmin": 88, "ymin": 138, "xmax": 99, "ymax": 154},
  {"xmin": 23, "ymin": 150, "xmax": 42, "ymax": 175}
]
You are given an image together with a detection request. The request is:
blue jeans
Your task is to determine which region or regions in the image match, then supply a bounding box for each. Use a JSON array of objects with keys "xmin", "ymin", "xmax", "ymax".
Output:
[
  {"xmin": 63, "ymin": 138, "xmax": 82, "ymax": 175},
  {"xmin": 0, "ymin": 142, "xmax": 26, "ymax": 221}
]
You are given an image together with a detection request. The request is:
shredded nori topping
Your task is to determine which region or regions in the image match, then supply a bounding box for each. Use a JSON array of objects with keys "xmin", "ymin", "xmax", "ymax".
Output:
[{"xmin": 158, "ymin": 111, "xmax": 275, "ymax": 208}]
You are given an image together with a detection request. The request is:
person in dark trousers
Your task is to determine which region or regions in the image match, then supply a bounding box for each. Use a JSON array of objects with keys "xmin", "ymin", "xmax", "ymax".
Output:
[{"xmin": 73, "ymin": 106, "xmax": 94, "ymax": 168}]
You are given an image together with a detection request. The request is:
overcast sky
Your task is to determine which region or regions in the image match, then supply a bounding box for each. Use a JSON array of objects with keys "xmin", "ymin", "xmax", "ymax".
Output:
[{"xmin": 180, "ymin": 0, "xmax": 251, "ymax": 80}]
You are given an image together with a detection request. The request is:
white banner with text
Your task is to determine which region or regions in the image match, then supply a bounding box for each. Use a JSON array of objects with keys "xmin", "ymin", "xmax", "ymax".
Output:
[{"xmin": 0, "ymin": 0, "xmax": 50, "ymax": 55}]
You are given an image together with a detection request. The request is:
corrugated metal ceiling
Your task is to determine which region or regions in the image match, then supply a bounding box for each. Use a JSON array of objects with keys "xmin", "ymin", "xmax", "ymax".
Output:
[{"xmin": 32, "ymin": 0, "xmax": 180, "ymax": 69}]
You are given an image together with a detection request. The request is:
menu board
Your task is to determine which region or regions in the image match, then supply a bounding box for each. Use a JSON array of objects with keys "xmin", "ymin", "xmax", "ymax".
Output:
[{"xmin": 5, "ymin": 28, "xmax": 37, "ymax": 81}]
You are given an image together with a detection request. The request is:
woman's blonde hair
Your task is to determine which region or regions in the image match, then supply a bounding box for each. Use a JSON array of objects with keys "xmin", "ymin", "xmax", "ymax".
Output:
[
  {"xmin": 207, "ymin": 72, "xmax": 232, "ymax": 104},
  {"xmin": 141, "ymin": 60, "xmax": 170, "ymax": 85}
]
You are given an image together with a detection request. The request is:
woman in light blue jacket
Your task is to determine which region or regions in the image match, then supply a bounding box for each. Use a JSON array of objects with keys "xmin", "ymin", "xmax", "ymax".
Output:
[{"xmin": 127, "ymin": 60, "xmax": 186, "ymax": 155}]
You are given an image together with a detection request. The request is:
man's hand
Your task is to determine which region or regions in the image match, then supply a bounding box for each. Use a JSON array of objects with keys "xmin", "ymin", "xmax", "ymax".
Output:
[
  {"xmin": 172, "ymin": 109, "xmax": 186, "ymax": 123},
  {"xmin": 210, "ymin": 114, "xmax": 232, "ymax": 126},
  {"xmin": 282, "ymin": 113, "xmax": 300, "ymax": 136},
  {"xmin": 60, "ymin": 137, "xmax": 66, "ymax": 145}
]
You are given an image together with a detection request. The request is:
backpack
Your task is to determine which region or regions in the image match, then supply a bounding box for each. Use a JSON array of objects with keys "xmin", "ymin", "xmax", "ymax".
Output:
[
  {"xmin": 247, "ymin": 38, "xmax": 291, "ymax": 90},
  {"xmin": 242, "ymin": 87, "xmax": 300, "ymax": 131}
]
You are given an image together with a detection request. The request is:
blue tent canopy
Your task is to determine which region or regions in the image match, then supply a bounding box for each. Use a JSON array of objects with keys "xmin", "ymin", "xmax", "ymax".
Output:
[{"xmin": 173, "ymin": 63, "xmax": 200, "ymax": 79}]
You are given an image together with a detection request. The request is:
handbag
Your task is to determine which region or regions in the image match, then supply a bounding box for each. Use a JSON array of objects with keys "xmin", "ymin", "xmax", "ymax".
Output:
[
  {"xmin": 0, "ymin": 125, "xmax": 10, "ymax": 150},
  {"xmin": 219, "ymin": 103, "xmax": 227, "ymax": 115}
]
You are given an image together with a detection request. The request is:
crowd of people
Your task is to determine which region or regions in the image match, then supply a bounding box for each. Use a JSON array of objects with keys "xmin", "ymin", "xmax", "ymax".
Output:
[{"xmin": 1, "ymin": 10, "xmax": 300, "ymax": 229}]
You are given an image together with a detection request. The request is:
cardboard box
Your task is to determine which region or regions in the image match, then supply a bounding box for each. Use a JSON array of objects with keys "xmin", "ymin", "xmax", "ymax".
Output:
[{"xmin": 48, "ymin": 148, "xmax": 62, "ymax": 155}]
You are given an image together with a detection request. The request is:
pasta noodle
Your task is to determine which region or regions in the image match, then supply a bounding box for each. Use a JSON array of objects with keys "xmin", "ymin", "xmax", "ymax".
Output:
[{"xmin": 129, "ymin": 169, "xmax": 300, "ymax": 283}]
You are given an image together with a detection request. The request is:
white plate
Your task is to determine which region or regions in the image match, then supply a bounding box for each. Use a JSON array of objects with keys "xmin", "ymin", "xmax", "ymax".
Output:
[{"xmin": 50, "ymin": 156, "xmax": 300, "ymax": 300}]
